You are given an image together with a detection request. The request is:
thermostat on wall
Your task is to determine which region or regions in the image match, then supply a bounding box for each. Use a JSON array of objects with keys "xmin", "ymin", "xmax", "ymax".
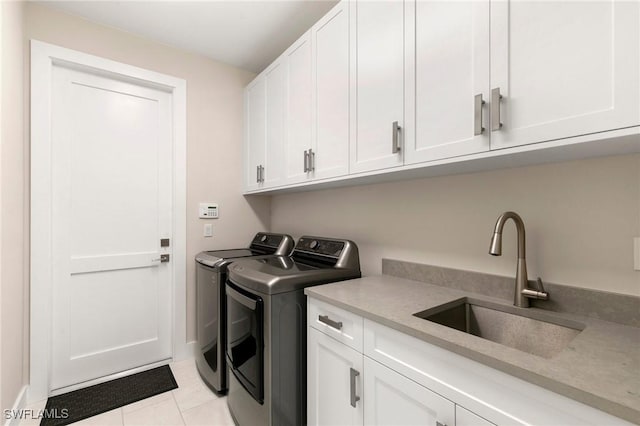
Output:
[{"xmin": 199, "ymin": 203, "xmax": 219, "ymax": 219}]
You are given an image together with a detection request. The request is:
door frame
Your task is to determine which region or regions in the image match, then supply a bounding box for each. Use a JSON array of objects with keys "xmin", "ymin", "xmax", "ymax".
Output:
[{"xmin": 29, "ymin": 40, "xmax": 187, "ymax": 402}]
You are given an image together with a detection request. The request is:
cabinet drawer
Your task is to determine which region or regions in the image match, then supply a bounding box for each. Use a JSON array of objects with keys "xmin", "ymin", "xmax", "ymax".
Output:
[{"xmin": 308, "ymin": 297, "xmax": 363, "ymax": 352}]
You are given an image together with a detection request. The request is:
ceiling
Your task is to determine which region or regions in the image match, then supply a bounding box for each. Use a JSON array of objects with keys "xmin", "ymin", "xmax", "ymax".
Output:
[{"xmin": 36, "ymin": 0, "xmax": 339, "ymax": 73}]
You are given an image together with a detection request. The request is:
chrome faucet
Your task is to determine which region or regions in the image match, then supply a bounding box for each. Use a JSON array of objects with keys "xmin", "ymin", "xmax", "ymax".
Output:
[{"xmin": 489, "ymin": 211, "xmax": 549, "ymax": 307}]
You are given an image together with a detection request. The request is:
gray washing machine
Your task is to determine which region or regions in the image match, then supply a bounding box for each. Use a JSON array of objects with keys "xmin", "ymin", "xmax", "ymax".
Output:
[
  {"xmin": 195, "ymin": 232, "xmax": 294, "ymax": 394},
  {"xmin": 225, "ymin": 236, "xmax": 361, "ymax": 426}
]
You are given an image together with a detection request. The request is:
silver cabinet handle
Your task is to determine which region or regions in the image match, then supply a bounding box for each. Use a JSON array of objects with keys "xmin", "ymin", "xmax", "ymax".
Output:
[
  {"xmin": 491, "ymin": 87, "xmax": 503, "ymax": 131},
  {"xmin": 257, "ymin": 165, "xmax": 264, "ymax": 183},
  {"xmin": 308, "ymin": 149, "xmax": 315, "ymax": 172},
  {"xmin": 256, "ymin": 165, "xmax": 260, "ymax": 183},
  {"xmin": 392, "ymin": 121, "xmax": 402, "ymax": 153},
  {"xmin": 318, "ymin": 315, "xmax": 342, "ymax": 330},
  {"xmin": 350, "ymin": 368, "xmax": 360, "ymax": 408},
  {"xmin": 304, "ymin": 150, "xmax": 309, "ymax": 172},
  {"xmin": 474, "ymin": 94, "xmax": 486, "ymax": 135}
]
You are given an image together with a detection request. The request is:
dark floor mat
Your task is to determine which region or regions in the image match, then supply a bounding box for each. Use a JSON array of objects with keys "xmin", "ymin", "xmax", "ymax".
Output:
[{"xmin": 40, "ymin": 365, "xmax": 178, "ymax": 426}]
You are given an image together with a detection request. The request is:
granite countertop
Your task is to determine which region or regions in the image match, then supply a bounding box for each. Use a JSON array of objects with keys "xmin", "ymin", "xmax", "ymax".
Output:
[{"xmin": 305, "ymin": 274, "xmax": 640, "ymax": 424}]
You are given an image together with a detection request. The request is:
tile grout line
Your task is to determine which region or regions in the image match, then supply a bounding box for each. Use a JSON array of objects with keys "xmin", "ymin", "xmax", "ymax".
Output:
[{"xmin": 172, "ymin": 390, "xmax": 187, "ymax": 426}]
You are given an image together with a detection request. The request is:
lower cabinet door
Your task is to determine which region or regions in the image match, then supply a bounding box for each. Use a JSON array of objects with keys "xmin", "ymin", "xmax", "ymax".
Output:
[
  {"xmin": 364, "ymin": 357, "xmax": 455, "ymax": 426},
  {"xmin": 308, "ymin": 327, "xmax": 364, "ymax": 426},
  {"xmin": 456, "ymin": 406, "xmax": 495, "ymax": 426}
]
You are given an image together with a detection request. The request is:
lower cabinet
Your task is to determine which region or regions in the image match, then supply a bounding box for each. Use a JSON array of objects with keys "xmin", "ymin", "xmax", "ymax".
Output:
[
  {"xmin": 308, "ymin": 297, "xmax": 484, "ymax": 426},
  {"xmin": 363, "ymin": 356, "xmax": 454, "ymax": 426},
  {"xmin": 308, "ymin": 327, "xmax": 363, "ymax": 426},
  {"xmin": 307, "ymin": 297, "xmax": 632, "ymax": 426},
  {"xmin": 308, "ymin": 325, "xmax": 457, "ymax": 426}
]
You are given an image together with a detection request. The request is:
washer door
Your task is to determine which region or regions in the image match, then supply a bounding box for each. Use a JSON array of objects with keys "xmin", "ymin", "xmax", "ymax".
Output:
[{"xmin": 225, "ymin": 281, "xmax": 264, "ymax": 404}]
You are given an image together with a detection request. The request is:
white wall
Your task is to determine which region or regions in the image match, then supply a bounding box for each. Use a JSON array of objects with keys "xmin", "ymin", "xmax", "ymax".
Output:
[
  {"xmin": 22, "ymin": 2, "xmax": 268, "ymax": 359},
  {"xmin": 1, "ymin": 0, "xmax": 26, "ymax": 414},
  {"xmin": 271, "ymin": 154, "xmax": 640, "ymax": 296}
]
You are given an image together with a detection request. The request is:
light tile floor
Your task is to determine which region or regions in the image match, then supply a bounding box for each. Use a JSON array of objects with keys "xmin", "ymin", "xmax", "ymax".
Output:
[{"xmin": 20, "ymin": 359, "xmax": 234, "ymax": 426}]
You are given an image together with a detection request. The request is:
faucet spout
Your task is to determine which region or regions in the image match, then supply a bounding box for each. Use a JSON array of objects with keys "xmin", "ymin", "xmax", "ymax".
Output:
[
  {"xmin": 489, "ymin": 211, "xmax": 526, "ymax": 259},
  {"xmin": 489, "ymin": 211, "xmax": 547, "ymax": 307}
]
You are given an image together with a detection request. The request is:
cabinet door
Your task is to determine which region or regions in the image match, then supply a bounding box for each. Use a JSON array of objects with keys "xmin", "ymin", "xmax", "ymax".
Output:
[
  {"xmin": 312, "ymin": 1, "xmax": 350, "ymax": 180},
  {"xmin": 244, "ymin": 77, "xmax": 266, "ymax": 191},
  {"xmin": 364, "ymin": 357, "xmax": 455, "ymax": 426},
  {"xmin": 264, "ymin": 60, "xmax": 286, "ymax": 187},
  {"xmin": 284, "ymin": 32, "xmax": 313, "ymax": 185},
  {"xmin": 350, "ymin": 0, "xmax": 405, "ymax": 174},
  {"xmin": 405, "ymin": 0, "xmax": 490, "ymax": 164},
  {"xmin": 490, "ymin": 0, "xmax": 640, "ymax": 149},
  {"xmin": 308, "ymin": 328, "xmax": 363, "ymax": 426},
  {"xmin": 456, "ymin": 406, "xmax": 495, "ymax": 426}
]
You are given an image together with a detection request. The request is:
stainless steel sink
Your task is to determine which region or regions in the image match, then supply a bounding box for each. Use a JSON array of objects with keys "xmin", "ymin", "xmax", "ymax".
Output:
[{"xmin": 414, "ymin": 298, "xmax": 584, "ymax": 358}]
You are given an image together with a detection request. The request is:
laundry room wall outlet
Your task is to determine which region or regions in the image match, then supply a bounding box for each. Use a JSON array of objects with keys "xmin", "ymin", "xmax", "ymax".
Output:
[{"xmin": 204, "ymin": 224, "xmax": 213, "ymax": 237}]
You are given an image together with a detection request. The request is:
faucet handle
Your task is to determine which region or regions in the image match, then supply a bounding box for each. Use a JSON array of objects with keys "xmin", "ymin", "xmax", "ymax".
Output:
[{"xmin": 522, "ymin": 277, "xmax": 549, "ymax": 301}]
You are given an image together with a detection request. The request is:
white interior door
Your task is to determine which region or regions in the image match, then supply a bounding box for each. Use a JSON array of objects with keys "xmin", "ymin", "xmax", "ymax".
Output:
[{"xmin": 50, "ymin": 64, "xmax": 173, "ymax": 391}]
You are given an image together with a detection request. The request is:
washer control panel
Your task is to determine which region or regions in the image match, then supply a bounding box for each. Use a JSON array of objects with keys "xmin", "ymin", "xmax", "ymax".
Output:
[{"xmin": 296, "ymin": 237, "xmax": 345, "ymax": 257}]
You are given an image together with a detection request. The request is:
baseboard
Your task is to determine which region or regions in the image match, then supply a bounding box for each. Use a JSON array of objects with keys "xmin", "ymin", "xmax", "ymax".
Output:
[
  {"xmin": 3, "ymin": 385, "xmax": 28, "ymax": 426},
  {"xmin": 174, "ymin": 340, "xmax": 197, "ymax": 361}
]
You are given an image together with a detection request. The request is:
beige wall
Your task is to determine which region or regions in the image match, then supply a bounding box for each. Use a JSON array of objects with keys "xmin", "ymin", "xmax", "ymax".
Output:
[
  {"xmin": 271, "ymin": 154, "xmax": 640, "ymax": 296},
  {"xmin": 23, "ymin": 3, "xmax": 268, "ymax": 352},
  {"xmin": 1, "ymin": 0, "xmax": 26, "ymax": 413}
]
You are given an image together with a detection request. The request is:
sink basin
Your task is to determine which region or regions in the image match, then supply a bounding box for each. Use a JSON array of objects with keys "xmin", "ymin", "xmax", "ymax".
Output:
[{"xmin": 413, "ymin": 298, "xmax": 584, "ymax": 359}]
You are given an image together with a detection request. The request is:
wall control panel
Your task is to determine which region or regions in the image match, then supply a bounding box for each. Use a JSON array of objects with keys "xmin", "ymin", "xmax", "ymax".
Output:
[{"xmin": 199, "ymin": 203, "xmax": 219, "ymax": 219}]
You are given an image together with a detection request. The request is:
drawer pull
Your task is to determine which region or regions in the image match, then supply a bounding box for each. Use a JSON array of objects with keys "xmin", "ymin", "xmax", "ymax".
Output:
[{"xmin": 318, "ymin": 315, "xmax": 343, "ymax": 331}]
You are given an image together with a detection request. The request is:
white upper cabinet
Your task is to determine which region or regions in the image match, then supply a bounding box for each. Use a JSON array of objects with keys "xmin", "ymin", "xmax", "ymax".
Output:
[
  {"xmin": 264, "ymin": 60, "xmax": 286, "ymax": 187},
  {"xmin": 283, "ymin": 32, "xmax": 313, "ymax": 185},
  {"xmin": 489, "ymin": 0, "xmax": 640, "ymax": 149},
  {"xmin": 312, "ymin": 1, "xmax": 350, "ymax": 180},
  {"xmin": 244, "ymin": 0, "xmax": 640, "ymax": 194},
  {"xmin": 349, "ymin": 0, "xmax": 405, "ymax": 174},
  {"xmin": 244, "ymin": 77, "xmax": 266, "ymax": 191},
  {"xmin": 405, "ymin": 0, "xmax": 491, "ymax": 164}
]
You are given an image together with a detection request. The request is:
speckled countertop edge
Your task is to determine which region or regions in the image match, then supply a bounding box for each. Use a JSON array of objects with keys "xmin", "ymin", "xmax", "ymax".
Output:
[{"xmin": 305, "ymin": 275, "xmax": 640, "ymax": 424}]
